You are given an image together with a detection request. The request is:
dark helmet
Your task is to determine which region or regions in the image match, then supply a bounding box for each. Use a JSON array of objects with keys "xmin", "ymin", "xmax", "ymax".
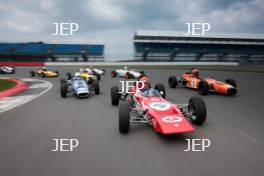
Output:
[{"xmin": 191, "ymin": 68, "xmax": 200, "ymax": 77}]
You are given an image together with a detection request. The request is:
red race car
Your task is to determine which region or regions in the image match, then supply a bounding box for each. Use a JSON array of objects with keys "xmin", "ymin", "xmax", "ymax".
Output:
[
  {"xmin": 168, "ymin": 68, "xmax": 237, "ymax": 96},
  {"xmin": 111, "ymin": 75, "xmax": 207, "ymax": 134}
]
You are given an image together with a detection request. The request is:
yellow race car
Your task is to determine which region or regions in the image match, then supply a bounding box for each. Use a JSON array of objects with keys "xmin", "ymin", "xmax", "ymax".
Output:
[
  {"xmin": 79, "ymin": 68, "xmax": 100, "ymax": 81},
  {"xmin": 30, "ymin": 67, "xmax": 59, "ymax": 77}
]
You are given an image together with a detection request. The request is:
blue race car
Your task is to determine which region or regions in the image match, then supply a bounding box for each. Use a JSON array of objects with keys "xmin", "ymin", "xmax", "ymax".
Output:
[{"xmin": 60, "ymin": 72, "xmax": 100, "ymax": 98}]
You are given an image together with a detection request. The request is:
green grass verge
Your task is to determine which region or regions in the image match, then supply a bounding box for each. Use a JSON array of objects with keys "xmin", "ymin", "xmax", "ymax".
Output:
[{"xmin": 0, "ymin": 79, "xmax": 17, "ymax": 92}]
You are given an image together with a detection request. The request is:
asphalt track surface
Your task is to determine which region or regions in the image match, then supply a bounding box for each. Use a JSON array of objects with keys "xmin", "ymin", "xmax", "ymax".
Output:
[{"xmin": 0, "ymin": 67, "xmax": 264, "ymax": 176}]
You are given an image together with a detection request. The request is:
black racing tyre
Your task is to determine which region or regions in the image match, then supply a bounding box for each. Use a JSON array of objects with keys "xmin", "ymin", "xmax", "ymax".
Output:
[
  {"xmin": 111, "ymin": 71, "xmax": 117, "ymax": 77},
  {"xmin": 189, "ymin": 97, "xmax": 207, "ymax": 125},
  {"xmin": 198, "ymin": 81, "xmax": 209, "ymax": 95},
  {"xmin": 168, "ymin": 76, "xmax": 178, "ymax": 88},
  {"xmin": 66, "ymin": 73, "xmax": 72, "ymax": 80},
  {"xmin": 155, "ymin": 83, "xmax": 166, "ymax": 98},
  {"xmin": 60, "ymin": 78, "xmax": 67, "ymax": 98},
  {"xmin": 96, "ymin": 74, "xmax": 101, "ymax": 81},
  {"xmin": 111, "ymin": 86, "xmax": 120, "ymax": 106},
  {"xmin": 30, "ymin": 71, "xmax": 35, "ymax": 77},
  {"xmin": 126, "ymin": 72, "xmax": 132, "ymax": 79},
  {"xmin": 93, "ymin": 81, "xmax": 100, "ymax": 95},
  {"xmin": 119, "ymin": 101, "xmax": 130, "ymax": 133},
  {"xmin": 87, "ymin": 77, "xmax": 94, "ymax": 85},
  {"xmin": 102, "ymin": 69, "xmax": 106, "ymax": 75},
  {"xmin": 41, "ymin": 72, "xmax": 45, "ymax": 78},
  {"xmin": 225, "ymin": 78, "xmax": 237, "ymax": 88},
  {"xmin": 55, "ymin": 71, "xmax": 59, "ymax": 76}
]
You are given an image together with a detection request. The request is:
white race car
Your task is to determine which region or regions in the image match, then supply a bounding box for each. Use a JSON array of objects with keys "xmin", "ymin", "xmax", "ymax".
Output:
[
  {"xmin": 80, "ymin": 67, "xmax": 106, "ymax": 76},
  {"xmin": 111, "ymin": 66, "xmax": 144, "ymax": 79},
  {"xmin": 0, "ymin": 66, "xmax": 15, "ymax": 74}
]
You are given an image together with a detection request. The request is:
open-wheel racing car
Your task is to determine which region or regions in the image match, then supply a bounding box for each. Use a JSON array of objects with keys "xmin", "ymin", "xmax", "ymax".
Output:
[
  {"xmin": 0, "ymin": 66, "xmax": 15, "ymax": 74},
  {"xmin": 67, "ymin": 68, "xmax": 101, "ymax": 82},
  {"xmin": 60, "ymin": 72, "xmax": 100, "ymax": 98},
  {"xmin": 111, "ymin": 66, "xmax": 144, "ymax": 79},
  {"xmin": 111, "ymin": 75, "xmax": 207, "ymax": 134},
  {"xmin": 30, "ymin": 67, "xmax": 59, "ymax": 77},
  {"xmin": 168, "ymin": 68, "xmax": 237, "ymax": 96},
  {"xmin": 83, "ymin": 67, "xmax": 106, "ymax": 76}
]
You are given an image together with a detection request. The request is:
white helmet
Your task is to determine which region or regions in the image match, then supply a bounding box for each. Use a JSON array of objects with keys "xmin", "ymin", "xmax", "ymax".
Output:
[
  {"xmin": 124, "ymin": 66, "xmax": 128, "ymax": 70},
  {"xmin": 75, "ymin": 72, "xmax": 81, "ymax": 78},
  {"xmin": 80, "ymin": 68, "xmax": 84, "ymax": 73}
]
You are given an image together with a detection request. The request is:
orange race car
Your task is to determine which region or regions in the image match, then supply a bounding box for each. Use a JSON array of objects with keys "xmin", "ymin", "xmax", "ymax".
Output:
[
  {"xmin": 168, "ymin": 68, "xmax": 237, "ymax": 96},
  {"xmin": 30, "ymin": 67, "xmax": 59, "ymax": 77}
]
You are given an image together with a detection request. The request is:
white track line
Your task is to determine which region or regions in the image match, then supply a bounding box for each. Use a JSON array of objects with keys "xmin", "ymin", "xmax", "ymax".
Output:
[
  {"xmin": 236, "ymin": 129, "xmax": 259, "ymax": 144},
  {"xmin": 0, "ymin": 79, "xmax": 53, "ymax": 114}
]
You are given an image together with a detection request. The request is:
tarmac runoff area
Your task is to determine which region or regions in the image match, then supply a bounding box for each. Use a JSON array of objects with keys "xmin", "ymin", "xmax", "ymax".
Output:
[{"xmin": 0, "ymin": 67, "xmax": 263, "ymax": 176}]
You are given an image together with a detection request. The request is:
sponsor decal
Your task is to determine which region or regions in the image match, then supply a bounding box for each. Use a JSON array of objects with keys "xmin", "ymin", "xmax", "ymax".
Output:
[
  {"xmin": 162, "ymin": 116, "xmax": 183, "ymax": 123},
  {"xmin": 149, "ymin": 102, "xmax": 171, "ymax": 111}
]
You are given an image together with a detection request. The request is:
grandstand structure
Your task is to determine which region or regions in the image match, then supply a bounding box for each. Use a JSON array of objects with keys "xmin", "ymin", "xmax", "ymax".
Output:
[
  {"xmin": 0, "ymin": 42, "xmax": 104, "ymax": 62},
  {"xmin": 134, "ymin": 30, "xmax": 264, "ymax": 63}
]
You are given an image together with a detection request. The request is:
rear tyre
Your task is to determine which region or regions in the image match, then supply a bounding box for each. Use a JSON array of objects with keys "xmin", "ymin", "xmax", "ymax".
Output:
[
  {"xmin": 155, "ymin": 83, "xmax": 166, "ymax": 98},
  {"xmin": 119, "ymin": 101, "xmax": 130, "ymax": 133},
  {"xmin": 87, "ymin": 77, "xmax": 94, "ymax": 85},
  {"xmin": 225, "ymin": 78, "xmax": 237, "ymax": 88},
  {"xmin": 96, "ymin": 74, "xmax": 101, "ymax": 81},
  {"xmin": 93, "ymin": 81, "xmax": 100, "ymax": 95},
  {"xmin": 55, "ymin": 71, "xmax": 59, "ymax": 76},
  {"xmin": 198, "ymin": 81, "xmax": 209, "ymax": 95},
  {"xmin": 30, "ymin": 71, "xmax": 35, "ymax": 77},
  {"xmin": 102, "ymin": 69, "xmax": 106, "ymax": 75},
  {"xmin": 66, "ymin": 73, "xmax": 72, "ymax": 80},
  {"xmin": 111, "ymin": 86, "xmax": 120, "ymax": 105},
  {"xmin": 189, "ymin": 97, "xmax": 206, "ymax": 125},
  {"xmin": 60, "ymin": 79, "xmax": 67, "ymax": 98},
  {"xmin": 111, "ymin": 71, "xmax": 116, "ymax": 77},
  {"xmin": 168, "ymin": 76, "xmax": 177, "ymax": 88},
  {"xmin": 126, "ymin": 72, "xmax": 132, "ymax": 79}
]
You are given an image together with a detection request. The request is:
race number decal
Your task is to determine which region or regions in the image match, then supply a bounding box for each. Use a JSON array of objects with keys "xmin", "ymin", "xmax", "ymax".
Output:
[
  {"xmin": 149, "ymin": 102, "xmax": 171, "ymax": 111},
  {"xmin": 162, "ymin": 116, "xmax": 183, "ymax": 123},
  {"xmin": 191, "ymin": 80, "xmax": 196, "ymax": 88}
]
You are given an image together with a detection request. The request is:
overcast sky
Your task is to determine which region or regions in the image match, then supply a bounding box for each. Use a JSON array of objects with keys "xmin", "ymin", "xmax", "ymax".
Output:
[{"xmin": 0, "ymin": 0, "xmax": 263, "ymax": 60}]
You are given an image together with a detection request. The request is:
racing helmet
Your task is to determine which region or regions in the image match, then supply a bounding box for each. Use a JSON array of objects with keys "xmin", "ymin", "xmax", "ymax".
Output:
[
  {"xmin": 42, "ymin": 67, "xmax": 47, "ymax": 71},
  {"xmin": 80, "ymin": 68, "xmax": 84, "ymax": 73},
  {"xmin": 191, "ymin": 68, "xmax": 200, "ymax": 77},
  {"xmin": 140, "ymin": 76, "xmax": 151, "ymax": 91},
  {"xmin": 123, "ymin": 66, "xmax": 128, "ymax": 70},
  {"xmin": 74, "ymin": 72, "xmax": 81, "ymax": 78}
]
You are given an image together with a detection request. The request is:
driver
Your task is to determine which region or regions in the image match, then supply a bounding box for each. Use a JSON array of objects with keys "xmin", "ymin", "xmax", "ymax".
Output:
[
  {"xmin": 123, "ymin": 66, "xmax": 128, "ymax": 70},
  {"xmin": 191, "ymin": 68, "xmax": 200, "ymax": 78},
  {"xmin": 141, "ymin": 88, "xmax": 159, "ymax": 97},
  {"xmin": 74, "ymin": 72, "xmax": 82, "ymax": 79},
  {"xmin": 42, "ymin": 67, "xmax": 47, "ymax": 71}
]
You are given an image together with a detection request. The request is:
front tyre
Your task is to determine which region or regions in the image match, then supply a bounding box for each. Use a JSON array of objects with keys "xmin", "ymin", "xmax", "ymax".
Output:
[
  {"xmin": 66, "ymin": 73, "xmax": 72, "ymax": 80},
  {"xmin": 189, "ymin": 97, "xmax": 207, "ymax": 125},
  {"xmin": 155, "ymin": 83, "xmax": 166, "ymax": 98},
  {"xmin": 119, "ymin": 101, "xmax": 130, "ymax": 133},
  {"xmin": 168, "ymin": 76, "xmax": 177, "ymax": 88},
  {"xmin": 30, "ymin": 71, "xmax": 35, "ymax": 77},
  {"xmin": 60, "ymin": 79, "xmax": 67, "ymax": 98},
  {"xmin": 198, "ymin": 80, "xmax": 209, "ymax": 95},
  {"xmin": 111, "ymin": 86, "xmax": 120, "ymax": 105}
]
